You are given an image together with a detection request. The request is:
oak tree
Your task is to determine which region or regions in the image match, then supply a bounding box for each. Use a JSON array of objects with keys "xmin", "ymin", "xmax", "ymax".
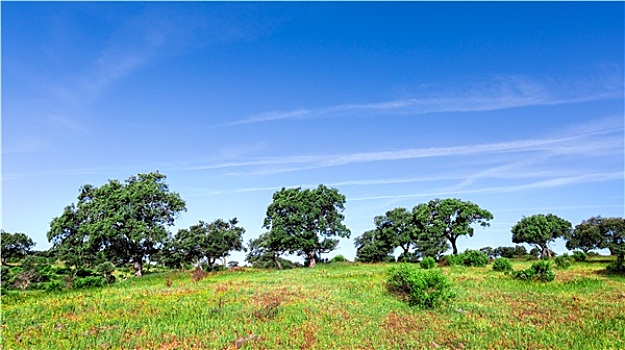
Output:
[
  {"xmin": 511, "ymin": 214, "xmax": 571, "ymax": 258},
  {"xmin": 263, "ymin": 185, "xmax": 350, "ymax": 268}
]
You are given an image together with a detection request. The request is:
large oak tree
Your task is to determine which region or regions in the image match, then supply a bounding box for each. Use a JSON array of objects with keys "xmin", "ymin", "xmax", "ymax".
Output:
[
  {"xmin": 263, "ymin": 185, "xmax": 350, "ymax": 268},
  {"xmin": 48, "ymin": 172, "xmax": 186, "ymax": 276}
]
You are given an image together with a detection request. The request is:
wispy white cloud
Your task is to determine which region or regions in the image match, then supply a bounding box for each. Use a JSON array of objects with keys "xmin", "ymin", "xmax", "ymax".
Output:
[
  {"xmin": 174, "ymin": 121, "xmax": 622, "ymax": 176},
  {"xmin": 228, "ymin": 75, "xmax": 623, "ymax": 126},
  {"xmin": 349, "ymin": 171, "xmax": 624, "ymax": 202}
]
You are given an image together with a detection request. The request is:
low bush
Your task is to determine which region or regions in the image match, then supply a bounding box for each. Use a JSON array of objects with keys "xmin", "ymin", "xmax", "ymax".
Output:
[
  {"xmin": 330, "ymin": 255, "xmax": 348, "ymax": 263},
  {"xmin": 442, "ymin": 253, "xmax": 465, "ymax": 266},
  {"xmin": 45, "ymin": 280, "xmax": 64, "ymax": 292},
  {"xmin": 74, "ymin": 276, "xmax": 106, "ymax": 289},
  {"xmin": 419, "ymin": 257, "xmax": 436, "ymax": 269},
  {"xmin": 386, "ymin": 264, "xmax": 455, "ymax": 308},
  {"xmin": 492, "ymin": 258, "xmax": 513, "ymax": 272},
  {"xmin": 606, "ymin": 256, "xmax": 625, "ymax": 275},
  {"xmin": 513, "ymin": 261, "xmax": 555, "ymax": 282},
  {"xmin": 572, "ymin": 251, "xmax": 588, "ymax": 262},
  {"xmin": 554, "ymin": 254, "xmax": 573, "ymax": 269},
  {"xmin": 462, "ymin": 250, "xmax": 489, "ymax": 267}
]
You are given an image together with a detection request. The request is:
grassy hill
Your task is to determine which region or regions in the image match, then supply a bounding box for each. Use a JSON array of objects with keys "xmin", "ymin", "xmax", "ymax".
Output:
[{"xmin": 2, "ymin": 259, "xmax": 624, "ymax": 349}]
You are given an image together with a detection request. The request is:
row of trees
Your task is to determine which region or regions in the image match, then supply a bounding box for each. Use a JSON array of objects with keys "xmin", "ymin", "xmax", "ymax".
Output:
[
  {"xmin": 354, "ymin": 199, "xmax": 493, "ymax": 263},
  {"xmin": 3, "ymin": 171, "xmax": 624, "ymax": 283},
  {"xmin": 353, "ymin": 206, "xmax": 624, "ymax": 273},
  {"xmin": 39, "ymin": 173, "xmax": 350, "ymax": 276}
]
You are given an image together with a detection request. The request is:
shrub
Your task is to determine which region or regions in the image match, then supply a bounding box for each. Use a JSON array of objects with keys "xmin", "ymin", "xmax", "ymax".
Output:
[
  {"xmin": 386, "ymin": 264, "xmax": 455, "ymax": 308},
  {"xmin": 606, "ymin": 256, "xmax": 625, "ymax": 275},
  {"xmin": 442, "ymin": 254, "xmax": 465, "ymax": 266},
  {"xmin": 572, "ymin": 251, "xmax": 588, "ymax": 262},
  {"xmin": 554, "ymin": 254, "xmax": 572, "ymax": 269},
  {"xmin": 513, "ymin": 261, "xmax": 555, "ymax": 282},
  {"xmin": 330, "ymin": 255, "xmax": 348, "ymax": 263},
  {"xmin": 74, "ymin": 276, "xmax": 106, "ymax": 289},
  {"xmin": 420, "ymin": 257, "xmax": 436, "ymax": 269},
  {"xmin": 45, "ymin": 280, "xmax": 64, "ymax": 292},
  {"xmin": 492, "ymin": 258, "xmax": 513, "ymax": 272},
  {"xmin": 462, "ymin": 250, "xmax": 489, "ymax": 267}
]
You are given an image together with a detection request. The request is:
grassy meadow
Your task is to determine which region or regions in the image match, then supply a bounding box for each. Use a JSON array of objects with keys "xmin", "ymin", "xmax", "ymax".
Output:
[{"xmin": 2, "ymin": 258, "xmax": 625, "ymax": 349}]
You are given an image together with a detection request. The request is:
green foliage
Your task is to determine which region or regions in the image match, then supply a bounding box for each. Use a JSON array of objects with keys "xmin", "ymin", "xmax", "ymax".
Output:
[
  {"xmin": 386, "ymin": 264, "xmax": 455, "ymax": 308},
  {"xmin": 164, "ymin": 218, "xmax": 246, "ymax": 269},
  {"xmin": 443, "ymin": 253, "xmax": 465, "ymax": 266},
  {"xmin": 74, "ymin": 276, "xmax": 106, "ymax": 289},
  {"xmin": 246, "ymin": 232, "xmax": 295, "ymax": 269},
  {"xmin": 513, "ymin": 261, "xmax": 556, "ymax": 282},
  {"xmin": 462, "ymin": 249, "xmax": 489, "ymax": 267},
  {"xmin": 1, "ymin": 230, "xmax": 35, "ymax": 265},
  {"xmin": 45, "ymin": 280, "xmax": 64, "ymax": 292},
  {"xmin": 567, "ymin": 217, "xmax": 606, "ymax": 252},
  {"xmin": 354, "ymin": 230, "xmax": 395, "ymax": 263},
  {"xmin": 572, "ymin": 251, "xmax": 588, "ymax": 262},
  {"xmin": 330, "ymin": 255, "xmax": 348, "ymax": 263},
  {"xmin": 606, "ymin": 258, "xmax": 625, "ymax": 274},
  {"xmin": 421, "ymin": 198, "xmax": 493, "ymax": 255},
  {"xmin": 263, "ymin": 185, "xmax": 350, "ymax": 267},
  {"xmin": 419, "ymin": 256, "xmax": 436, "ymax": 269},
  {"xmin": 48, "ymin": 172, "xmax": 187, "ymax": 277},
  {"xmin": 494, "ymin": 245, "xmax": 528, "ymax": 259},
  {"xmin": 512, "ymin": 214, "xmax": 572, "ymax": 258},
  {"xmin": 554, "ymin": 254, "xmax": 573, "ymax": 269},
  {"xmin": 492, "ymin": 258, "xmax": 513, "ymax": 272}
]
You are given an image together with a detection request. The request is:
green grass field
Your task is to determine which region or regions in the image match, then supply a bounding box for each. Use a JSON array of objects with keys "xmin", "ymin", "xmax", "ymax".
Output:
[{"xmin": 2, "ymin": 259, "xmax": 625, "ymax": 349}]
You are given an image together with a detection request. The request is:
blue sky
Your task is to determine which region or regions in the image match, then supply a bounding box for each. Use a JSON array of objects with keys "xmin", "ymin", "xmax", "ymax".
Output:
[{"xmin": 2, "ymin": 2, "xmax": 624, "ymax": 263}]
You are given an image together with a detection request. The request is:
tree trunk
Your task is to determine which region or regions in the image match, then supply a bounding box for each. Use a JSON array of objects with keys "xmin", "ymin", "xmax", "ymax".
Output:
[
  {"xmin": 308, "ymin": 252, "xmax": 316, "ymax": 268},
  {"xmin": 273, "ymin": 255, "xmax": 283, "ymax": 270},
  {"xmin": 134, "ymin": 260, "xmax": 143, "ymax": 277},
  {"xmin": 450, "ymin": 237, "xmax": 458, "ymax": 255}
]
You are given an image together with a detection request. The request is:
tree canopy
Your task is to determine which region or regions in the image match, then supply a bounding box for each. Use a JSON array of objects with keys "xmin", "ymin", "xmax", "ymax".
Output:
[
  {"xmin": 167, "ymin": 218, "xmax": 246, "ymax": 269},
  {"xmin": 511, "ymin": 214, "xmax": 571, "ymax": 258},
  {"xmin": 48, "ymin": 172, "xmax": 186, "ymax": 276},
  {"xmin": 566, "ymin": 216, "xmax": 606, "ymax": 253},
  {"xmin": 354, "ymin": 229, "xmax": 395, "ymax": 263},
  {"xmin": 354, "ymin": 204, "xmax": 450, "ymax": 262},
  {"xmin": 263, "ymin": 185, "xmax": 350, "ymax": 267},
  {"xmin": 422, "ymin": 198, "xmax": 493, "ymax": 254},
  {"xmin": 1, "ymin": 230, "xmax": 35, "ymax": 265}
]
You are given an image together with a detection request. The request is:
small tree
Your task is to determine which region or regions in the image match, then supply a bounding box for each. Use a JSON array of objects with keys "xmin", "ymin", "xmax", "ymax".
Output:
[
  {"xmin": 354, "ymin": 231, "xmax": 396, "ymax": 263},
  {"xmin": 511, "ymin": 214, "xmax": 571, "ymax": 259},
  {"xmin": 1, "ymin": 231, "xmax": 35, "ymax": 265},
  {"xmin": 566, "ymin": 217, "xmax": 606, "ymax": 253},
  {"xmin": 246, "ymin": 232, "xmax": 290, "ymax": 270},
  {"xmin": 173, "ymin": 218, "xmax": 246, "ymax": 269},
  {"xmin": 422, "ymin": 198, "xmax": 493, "ymax": 255}
]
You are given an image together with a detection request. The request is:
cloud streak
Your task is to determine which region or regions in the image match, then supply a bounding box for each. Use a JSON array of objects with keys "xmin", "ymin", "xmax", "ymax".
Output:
[
  {"xmin": 174, "ymin": 122, "xmax": 622, "ymax": 176},
  {"xmin": 349, "ymin": 171, "xmax": 624, "ymax": 202},
  {"xmin": 228, "ymin": 75, "xmax": 623, "ymax": 126}
]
